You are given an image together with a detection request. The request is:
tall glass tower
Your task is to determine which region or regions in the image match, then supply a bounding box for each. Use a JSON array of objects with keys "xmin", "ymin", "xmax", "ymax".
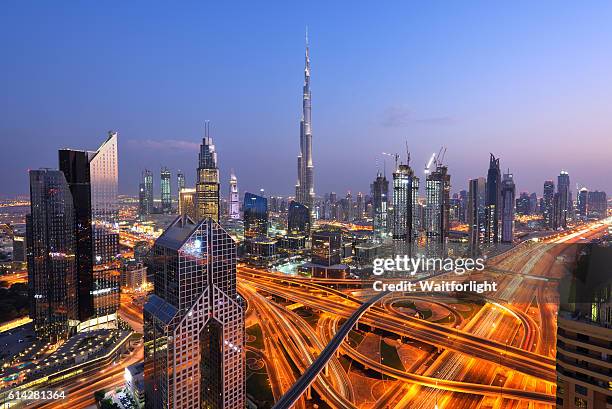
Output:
[
  {"xmin": 58, "ymin": 131, "xmax": 119, "ymax": 326},
  {"xmin": 295, "ymin": 31, "xmax": 315, "ymax": 215},
  {"xmin": 144, "ymin": 216, "xmax": 245, "ymax": 409},
  {"xmin": 243, "ymin": 192, "xmax": 268, "ymax": 238},
  {"xmin": 27, "ymin": 169, "xmax": 78, "ymax": 340},
  {"xmin": 425, "ymin": 165, "xmax": 450, "ymax": 242},
  {"xmin": 485, "ymin": 153, "xmax": 501, "ymax": 244},
  {"xmin": 196, "ymin": 122, "xmax": 220, "ymax": 222},
  {"xmin": 392, "ymin": 164, "xmax": 417, "ymax": 241},
  {"xmin": 160, "ymin": 167, "xmax": 172, "ymax": 213},
  {"xmin": 557, "ymin": 170, "xmax": 571, "ymax": 228},
  {"xmin": 139, "ymin": 169, "xmax": 154, "ymax": 217},
  {"xmin": 501, "ymin": 171, "xmax": 516, "ymax": 243},
  {"xmin": 371, "ymin": 171, "xmax": 389, "ymax": 240},
  {"xmin": 543, "ymin": 180, "xmax": 555, "ymax": 228},
  {"xmin": 228, "ymin": 170, "xmax": 240, "ymax": 220}
]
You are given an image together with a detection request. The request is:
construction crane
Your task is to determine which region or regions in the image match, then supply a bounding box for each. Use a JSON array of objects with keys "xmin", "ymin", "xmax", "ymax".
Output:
[
  {"xmin": 382, "ymin": 152, "xmax": 400, "ymax": 171},
  {"xmin": 424, "ymin": 152, "xmax": 436, "ymax": 175}
]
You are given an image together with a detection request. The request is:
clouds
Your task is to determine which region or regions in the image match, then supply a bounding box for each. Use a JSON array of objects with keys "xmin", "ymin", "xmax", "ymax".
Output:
[
  {"xmin": 126, "ymin": 139, "xmax": 199, "ymax": 151},
  {"xmin": 380, "ymin": 104, "xmax": 456, "ymax": 127}
]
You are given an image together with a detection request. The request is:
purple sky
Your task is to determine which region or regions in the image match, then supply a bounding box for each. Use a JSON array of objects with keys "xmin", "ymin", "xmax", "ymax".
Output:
[{"xmin": 1, "ymin": 2, "xmax": 611, "ymax": 199}]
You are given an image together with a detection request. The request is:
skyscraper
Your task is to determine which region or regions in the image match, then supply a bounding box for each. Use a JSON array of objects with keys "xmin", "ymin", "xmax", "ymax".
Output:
[
  {"xmin": 58, "ymin": 131, "xmax": 119, "ymax": 326},
  {"xmin": 392, "ymin": 163, "xmax": 417, "ymax": 241},
  {"xmin": 176, "ymin": 170, "xmax": 185, "ymax": 197},
  {"xmin": 577, "ymin": 187, "xmax": 588, "ymax": 219},
  {"xmin": 178, "ymin": 188, "xmax": 197, "ymax": 220},
  {"xmin": 484, "ymin": 154, "xmax": 501, "ymax": 244},
  {"xmin": 144, "ymin": 216, "xmax": 245, "ymax": 409},
  {"xmin": 196, "ymin": 123, "xmax": 220, "ymax": 222},
  {"xmin": 371, "ymin": 171, "xmax": 389, "ymax": 239},
  {"xmin": 295, "ymin": 31, "xmax": 315, "ymax": 215},
  {"xmin": 425, "ymin": 164, "xmax": 450, "ymax": 242},
  {"xmin": 543, "ymin": 180, "xmax": 555, "ymax": 228},
  {"xmin": 243, "ymin": 192, "xmax": 268, "ymax": 238},
  {"xmin": 557, "ymin": 170, "xmax": 571, "ymax": 228},
  {"xmin": 516, "ymin": 192, "xmax": 531, "ymax": 215},
  {"xmin": 501, "ymin": 171, "xmax": 516, "ymax": 243},
  {"xmin": 228, "ymin": 171, "xmax": 240, "ymax": 220},
  {"xmin": 139, "ymin": 169, "xmax": 154, "ymax": 217},
  {"xmin": 587, "ymin": 190, "xmax": 607, "ymax": 219},
  {"xmin": 160, "ymin": 167, "xmax": 172, "ymax": 214},
  {"xmin": 287, "ymin": 201, "xmax": 311, "ymax": 235},
  {"xmin": 468, "ymin": 177, "xmax": 486, "ymax": 252},
  {"xmin": 27, "ymin": 169, "xmax": 78, "ymax": 340}
]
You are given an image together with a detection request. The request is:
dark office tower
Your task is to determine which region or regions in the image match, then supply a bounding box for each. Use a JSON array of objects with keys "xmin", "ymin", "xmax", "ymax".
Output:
[
  {"xmin": 425, "ymin": 165, "xmax": 450, "ymax": 242},
  {"xmin": 484, "ymin": 154, "xmax": 501, "ymax": 244},
  {"xmin": 577, "ymin": 187, "xmax": 588, "ymax": 219},
  {"xmin": 371, "ymin": 171, "xmax": 389, "ymax": 239},
  {"xmin": 139, "ymin": 169, "xmax": 154, "ymax": 217},
  {"xmin": 196, "ymin": 123, "xmax": 220, "ymax": 222},
  {"xmin": 295, "ymin": 31, "xmax": 315, "ymax": 215},
  {"xmin": 392, "ymin": 164, "xmax": 417, "ymax": 240},
  {"xmin": 356, "ymin": 192, "xmax": 364, "ymax": 220},
  {"xmin": 345, "ymin": 192, "xmax": 353, "ymax": 221},
  {"xmin": 59, "ymin": 132, "xmax": 119, "ymax": 324},
  {"xmin": 516, "ymin": 192, "xmax": 531, "ymax": 215},
  {"xmin": 468, "ymin": 177, "xmax": 486, "ymax": 252},
  {"xmin": 543, "ymin": 180, "xmax": 555, "ymax": 228},
  {"xmin": 287, "ymin": 201, "xmax": 311, "ymax": 235},
  {"xmin": 27, "ymin": 169, "xmax": 78, "ymax": 340},
  {"xmin": 458, "ymin": 190, "xmax": 468, "ymax": 223},
  {"xmin": 557, "ymin": 170, "xmax": 571, "ymax": 228},
  {"xmin": 177, "ymin": 170, "xmax": 185, "ymax": 197},
  {"xmin": 311, "ymin": 231, "xmax": 342, "ymax": 266},
  {"xmin": 529, "ymin": 192, "xmax": 538, "ymax": 215},
  {"xmin": 587, "ymin": 190, "xmax": 607, "ymax": 219},
  {"xmin": 160, "ymin": 167, "xmax": 172, "ymax": 214},
  {"xmin": 243, "ymin": 192, "xmax": 268, "ymax": 238},
  {"xmin": 144, "ymin": 216, "xmax": 245, "ymax": 409},
  {"xmin": 501, "ymin": 172, "xmax": 516, "ymax": 243}
]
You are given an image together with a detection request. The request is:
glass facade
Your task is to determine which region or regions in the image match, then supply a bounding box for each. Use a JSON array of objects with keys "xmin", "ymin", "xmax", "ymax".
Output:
[
  {"xmin": 58, "ymin": 131, "xmax": 119, "ymax": 323},
  {"xmin": 196, "ymin": 135, "xmax": 220, "ymax": 222},
  {"xmin": 161, "ymin": 167, "xmax": 172, "ymax": 213},
  {"xmin": 144, "ymin": 216, "xmax": 244, "ymax": 409},
  {"xmin": 371, "ymin": 172, "xmax": 388, "ymax": 239},
  {"xmin": 311, "ymin": 231, "xmax": 341, "ymax": 266},
  {"xmin": 392, "ymin": 164, "xmax": 416, "ymax": 241},
  {"xmin": 243, "ymin": 192, "xmax": 268, "ymax": 238},
  {"xmin": 287, "ymin": 200, "xmax": 310, "ymax": 235},
  {"xmin": 425, "ymin": 165, "xmax": 450, "ymax": 242},
  {"xmin": 27, "ymin": 169, "xmax": 78, "ymax": 340}
]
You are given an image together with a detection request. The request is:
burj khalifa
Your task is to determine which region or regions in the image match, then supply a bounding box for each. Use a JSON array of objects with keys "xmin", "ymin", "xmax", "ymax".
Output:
[{"xmin": 295, "ymin": 30, "xmax": 315, "ymax": 215}]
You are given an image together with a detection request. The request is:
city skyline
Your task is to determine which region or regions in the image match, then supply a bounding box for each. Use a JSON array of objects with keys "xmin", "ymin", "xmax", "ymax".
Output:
[{"xmin": 2, "ymin": 2, "xmax": 612, "ymax": 197}]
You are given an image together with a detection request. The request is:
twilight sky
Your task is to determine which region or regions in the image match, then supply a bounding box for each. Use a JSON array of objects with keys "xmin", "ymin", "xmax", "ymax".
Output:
[{"xmin": 1, "ymin": 1, "xmax": 612, "ymax": 198}]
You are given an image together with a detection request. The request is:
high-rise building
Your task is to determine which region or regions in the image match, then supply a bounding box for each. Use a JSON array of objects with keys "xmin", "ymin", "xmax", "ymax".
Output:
[
  {"xmin": 501, "ymin": 171, "xmax": 516, "ymax": 243},
  {"xmin": 458, "ymin": 190, "xmax": 468, "ymax": 223},
  {"xmin": 543, "ymin": 180, "xmax": 555, "ymax": 228},
  {"xmin": 160, "ymin": 167, "xmax": 172, "ymax": 214},
  {"xmin": 529, "ymin": 192, "xmax": 538, "ymax": 215},
  {"xmin": 176, "ymin": 170, "xmax": 185, "ymax": 198},
  {"xmin": 243, "ymin": 192, "xmax": 268, "ymax": 238},
  {"xmin": 425, "ymin": 165, "xmax": 450, "ymax": 242},
  {"xmin": 468, "ymin": 177, "xmax": 486, "ymax": 252},
  {"xmin": 392, "ymin": 164, "xmax": 418, "ymax": 241},
  {"xmin": 484, "ymin": 154, "xmax": 501, "ymax": 244},
  {"xmin": 287, "ymin": 201, "xmax": 311, "ymax": 235},
  {"xmin": 58, "ymin": 131, "xmax": 119, "ymax": 325},
  {"xmin": 557, "ymin": 170, "xmax": 571, "ymax": 228},
  {"xmin": 139, "ymin": 169, "xmax": 154, "ymax": 217},
  {"xmin": 356, "ymin": 192, "xmax": 365, "ymax": 220},
  {"xmin": 27, "ymin": 169, "xmax": 78, "ymax": 340},
  {"xmin": 311, "ymin": 231, "xmax": 342, "ymax": 266},
  {"xmin": 295, "ymin": 31, "xmax": 315, "ymax": 215},
  {"xmin": 144, "ymin": 216, "xmax": 245, "ymax": 409},
  {"xmin": 196, "ymin": 123, "xmax": 220, "ymax": 222},
  {"xmin": 516, "ymin": 192, "xmax": 531, "ymax": 215},
  {"xmin": 577, "ymin": 187, "xmax": 588, "ymax": 219},
  {"xmin": 371, "ymin": 171, "xmax": 389, "ymax": 239},
  {"xmin": 587, "ymin": 190, "xmax": 607, "ymax": 219},
  {"xmin": 228, "ymin": 171, "xmax": 240, "ymax": 220},
  {"xmin": 178, "ymin": 188, "xmax": 197, "ymax": 220}
]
